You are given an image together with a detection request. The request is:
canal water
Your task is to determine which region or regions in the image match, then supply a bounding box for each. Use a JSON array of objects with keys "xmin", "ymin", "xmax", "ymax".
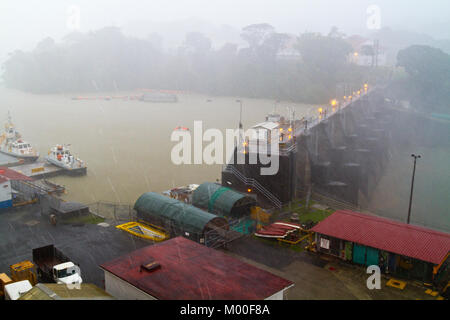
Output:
[
  {"xmin": 0, "ymin": 87, "xmax": 317, "ymax": 206},
  {"xmin": 1, "ymin": 87, "xmax": 448, "ymax": 232}
]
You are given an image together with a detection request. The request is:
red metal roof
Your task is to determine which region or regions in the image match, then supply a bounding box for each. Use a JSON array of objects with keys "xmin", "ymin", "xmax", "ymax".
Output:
[
  {"xmin": 100, "ymin": 236, "xmax": 293, "ymax": 300},
  {"xmin": 311, "ymin": 210, "xmax": 450, "ymax": 264},
  {"xmin": 0, "ymin": 167, "xmax": 32, "ymax": 182}
]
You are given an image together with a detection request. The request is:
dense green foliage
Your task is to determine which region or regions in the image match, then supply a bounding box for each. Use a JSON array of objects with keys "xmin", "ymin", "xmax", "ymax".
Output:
[
  {"xmin": 393, "ymin": 45, "xmax": 450, "ymax": 113},
  {"xmin": 2, "ymin": 25, "xmax": 377, "ymax": 104}
]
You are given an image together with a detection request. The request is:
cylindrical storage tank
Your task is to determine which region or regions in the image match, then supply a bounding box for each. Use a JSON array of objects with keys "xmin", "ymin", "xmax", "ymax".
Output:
[
  {"xmin": 134, "ymin": 192, "xmax": 228, "ymax": 246},
  {"xmin": 192, "ymin": 182, "xmax": 256, "ymax": 218}
]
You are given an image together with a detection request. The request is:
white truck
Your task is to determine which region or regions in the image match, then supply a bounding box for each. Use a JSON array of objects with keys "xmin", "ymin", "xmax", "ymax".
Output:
[{"xmin": 32, "ymin": 245, "xmax": 82, "ymax": 286}]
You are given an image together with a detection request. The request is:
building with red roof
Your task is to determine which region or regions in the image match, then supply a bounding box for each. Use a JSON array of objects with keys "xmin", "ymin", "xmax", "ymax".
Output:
[
  {"xmin": 311, "ymin": 210, "xmax": 450, "ymax": 282},
  {"xmin": 0, "ymin": 167, "xmax": 32, "ymax": 209},
  {"xmin": 100, "ymin": 236, "xmax": 293, "ymax": 300}
]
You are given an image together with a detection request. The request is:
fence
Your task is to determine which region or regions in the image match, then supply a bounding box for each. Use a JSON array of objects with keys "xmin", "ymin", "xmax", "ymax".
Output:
[
  {"xmin": 204, "ymin": 214, "xmax": 252, "ymax": 249},
  {"xmin": 87, "ymin": 201, "xmax": 135, "ymax": 221}
]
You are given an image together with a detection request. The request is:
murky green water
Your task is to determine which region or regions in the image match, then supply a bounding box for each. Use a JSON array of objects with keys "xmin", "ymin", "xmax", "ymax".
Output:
[
  {"xmin": 1, "ymin": 87, "xmax": 448, "ymax": 232},
  {"xmin": 0, "ymin": 87, "xmax": 316, "ymax": 206},
  {"xmin": 369, "ymin": 146, "xmax": 450, "ymax": 233}
]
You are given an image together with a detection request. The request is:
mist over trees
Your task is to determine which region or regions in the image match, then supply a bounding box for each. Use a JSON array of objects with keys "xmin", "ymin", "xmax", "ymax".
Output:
[
  {"xmin": 2, "ymin": 24, "xmax": 378, "ymax": 104},
  {"xmin": 392, "ymin": 45, "xmax": 450, "ymax": 113}
]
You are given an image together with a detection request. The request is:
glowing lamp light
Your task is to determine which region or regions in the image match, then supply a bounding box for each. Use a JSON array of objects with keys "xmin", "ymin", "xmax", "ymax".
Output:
[
  {"xmin": 288, "ymin": 127, "xmax": 292, "ymax": 132},
  {"xmin": 343, "ymin": 96, "xmax": 347, "ymax": 100},
  {"xmin": 279, "ymin": 128, "xmax": 283, "ymax": 132},
  {"xmin": 331, "ymin": 99, "xmax": 337, "ymax": 107},
  {"xmin": 318, "ymin": 107, "xmax": 323, "ymax": 114},
  {"xmin": 354, "ymin": 52, "xmax": 358, "ymax": 57},
  {"xmin": 247, "ymin": 188, "xmax": 252, "ymax": 193},
  {"xmin": 364, "ymin": 83, "xmax": 368, "ymax": 88}
]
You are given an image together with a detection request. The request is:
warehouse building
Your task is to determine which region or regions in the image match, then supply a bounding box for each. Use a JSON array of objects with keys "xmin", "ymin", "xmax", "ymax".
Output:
[
  {"xmin": 0, "ymin": 167, "xmax": 32, "ymax": 209},
  {"xmin": 311, "ymin": 210, "xmax": 450, "ymax": 282},
  {"xmin": 134, "ymin": 192, "xmax": 228, "ymax": 246},
  {"xmin": 100, "ymin": 236, "xmax": 293, "ymax": 300}
]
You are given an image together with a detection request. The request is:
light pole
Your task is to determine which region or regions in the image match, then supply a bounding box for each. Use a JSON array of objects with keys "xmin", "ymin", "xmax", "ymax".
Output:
[
  {"xmin": 236, "ymin": 100, "xmax": 244, "ymax": 154},
  {"xmin": 236, "ymin": 99, "xmax": 243, "ymax": 129},
  {"xmin": 407, "ymin": 154, "xmax": 421, "ymax": 224}
]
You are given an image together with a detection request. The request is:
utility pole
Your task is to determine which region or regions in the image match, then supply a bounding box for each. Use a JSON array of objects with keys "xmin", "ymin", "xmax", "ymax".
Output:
[
  {"xmin": 407, "ymin": 154, "xmax": 421, "ymax": 224},
  {"xmin": 236, "ymin": 99, "xmax": 243, "ymax": 129},
  {"xmin": 236, "ymin": 100, "xmax": 244, "ymax": 154}
]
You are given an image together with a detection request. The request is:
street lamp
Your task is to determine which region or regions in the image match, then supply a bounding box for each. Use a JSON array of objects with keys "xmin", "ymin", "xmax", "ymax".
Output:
[{"xmin": 407, "ymin": 154, "xmax": 421, "ymax": 224}]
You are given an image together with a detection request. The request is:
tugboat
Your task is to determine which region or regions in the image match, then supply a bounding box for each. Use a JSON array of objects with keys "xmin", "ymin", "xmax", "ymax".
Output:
[
  {"xmin": 45, "ymin": 144, "xmax": 87, "ymax": 175},
  {"xmin": 0, "ymin": 113, "xmax": 39, "ymax": 162}
]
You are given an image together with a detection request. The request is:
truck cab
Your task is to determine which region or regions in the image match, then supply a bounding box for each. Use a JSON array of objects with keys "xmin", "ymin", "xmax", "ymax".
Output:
[
  {"xmin": 33, "ymin": 245, "xmax": 83, "ymax": 286},
  {"xmin": 52, "ymin": 262, "xmax": 82, "ymax": 285}
]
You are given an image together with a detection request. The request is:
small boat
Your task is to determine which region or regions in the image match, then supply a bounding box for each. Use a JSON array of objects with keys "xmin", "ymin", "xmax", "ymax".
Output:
[
  {"xmin": 45, "ymin": 144, "xmax": 87, "ymax": 175},
  {"xmin": 116, "ymin": 221, "xmax": 168, "ymax": 242},
  {"xmin": 254, "ymin": 221, "xmax": 302, "ymax": 239},
  {"xmin": 0, "ymin": 113, "xmax": 39, "ymax": 162},
  {"xmin": 173, "ymin": 126, "xmax": 189, "ymax": 132}
]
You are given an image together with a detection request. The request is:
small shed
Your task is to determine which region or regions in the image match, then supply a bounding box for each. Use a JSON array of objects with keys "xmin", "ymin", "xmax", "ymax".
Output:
[
  {"xmin": 50, "ymin": 201, "xmax": 90, "ymax": 218},
  {"xmin": 311, "ymin": 210, "xmax": 450, "ymax": 282},
  {"xmin": 192, "ymin": 182, "xmax": 256, "ymax": 218},
  {"xmin": 134, "ymin": 192, "xmax": 228, "ymax": 246}
]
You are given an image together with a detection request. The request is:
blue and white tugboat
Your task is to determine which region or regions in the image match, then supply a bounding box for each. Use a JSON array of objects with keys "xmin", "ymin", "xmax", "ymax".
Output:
[{"xmin": 45, "ymin": 144, "xmax": 87, "ymax": 175}]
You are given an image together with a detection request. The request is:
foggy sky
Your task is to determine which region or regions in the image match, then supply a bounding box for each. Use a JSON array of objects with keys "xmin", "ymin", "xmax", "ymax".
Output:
[{"xmin": 1, "ymin": 0, "xmax": 449, "ymax": 62}]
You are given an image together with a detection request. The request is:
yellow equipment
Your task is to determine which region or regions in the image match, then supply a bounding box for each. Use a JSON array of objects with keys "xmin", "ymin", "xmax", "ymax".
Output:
[
  {"xmin": 386, "ymin": 278, "xmax": 407, "ymax": 290},
  {"xmin": 10, "ymin": 260, "xmax": 37, "ymax": 286},
  {"xmin": 0, "ymin": 273, "xmax": 13, "ymax": 298},
  {"xmin": 250, "ymin": 206, "xmax": 271, "ymax": 224}
]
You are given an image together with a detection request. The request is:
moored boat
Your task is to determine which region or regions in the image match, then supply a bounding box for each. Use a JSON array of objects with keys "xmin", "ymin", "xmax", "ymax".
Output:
[
  {"xmin": 45, "ymin": 144, "xmax": 87, "ymax": 175},
  {"xmin": 0, "ymin": 113, "xmax": 39, "ymax": 162}
]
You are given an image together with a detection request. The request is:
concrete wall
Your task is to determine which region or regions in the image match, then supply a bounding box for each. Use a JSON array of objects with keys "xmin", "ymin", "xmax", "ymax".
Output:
[
  {"xmin": 103, "ymin": 270, "xmax": 157, "ymax": 300},
  {"xmin": 222, "ymin": 89, "xmax": 393, "ymax": 208}
]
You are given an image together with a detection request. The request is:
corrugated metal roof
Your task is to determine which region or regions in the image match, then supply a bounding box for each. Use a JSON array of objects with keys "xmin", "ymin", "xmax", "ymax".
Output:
[
  {"xmin": 0, "ymin": 167, "xmax": 32, "ymax": 182},
  {"xmin": 252, "ymin": 121, "xmax": 279, "ymax": 130},
  {"xmin": 100, "ymin": 236, "xmax": 293, "ymax": 300},
  {"xmin": 19, "ymin": 283, "xmax": 114, "ymax": 300},
  {"xmin": 311, "ymin": 210, "xmax": 450, "ymax": 264},
  {"xmin": 134, "ymin": 192, "xmax": 226, "ymax": 235}
]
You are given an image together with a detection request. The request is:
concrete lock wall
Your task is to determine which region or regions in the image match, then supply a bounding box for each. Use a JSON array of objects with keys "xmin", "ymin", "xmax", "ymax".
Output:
[
  {"xmin": 103, "ymin": 271, "xmax": 156, "ymax": 300},
  {"xmin": 222, "ymin": 89, "xmax": 393, "ymax": 208}
]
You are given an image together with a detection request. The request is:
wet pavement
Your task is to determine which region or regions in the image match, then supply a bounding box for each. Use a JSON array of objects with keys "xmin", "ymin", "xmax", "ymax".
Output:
[
  {"xmin": 222, "ymin": 236, "xmax": 440, "ymax": 300},
  {"xmin": 0, "ymin": 204, "xmax": 151, "ymax": 288},
  {"xmin": 0, "ymin": 204, "xmax": 441, "ymax": 300}
]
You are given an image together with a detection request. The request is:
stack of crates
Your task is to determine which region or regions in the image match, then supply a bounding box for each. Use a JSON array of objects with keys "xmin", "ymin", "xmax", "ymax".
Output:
[{"xmin": 0, "ymin": 273, "xmax": 13, "ymax": 298}]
